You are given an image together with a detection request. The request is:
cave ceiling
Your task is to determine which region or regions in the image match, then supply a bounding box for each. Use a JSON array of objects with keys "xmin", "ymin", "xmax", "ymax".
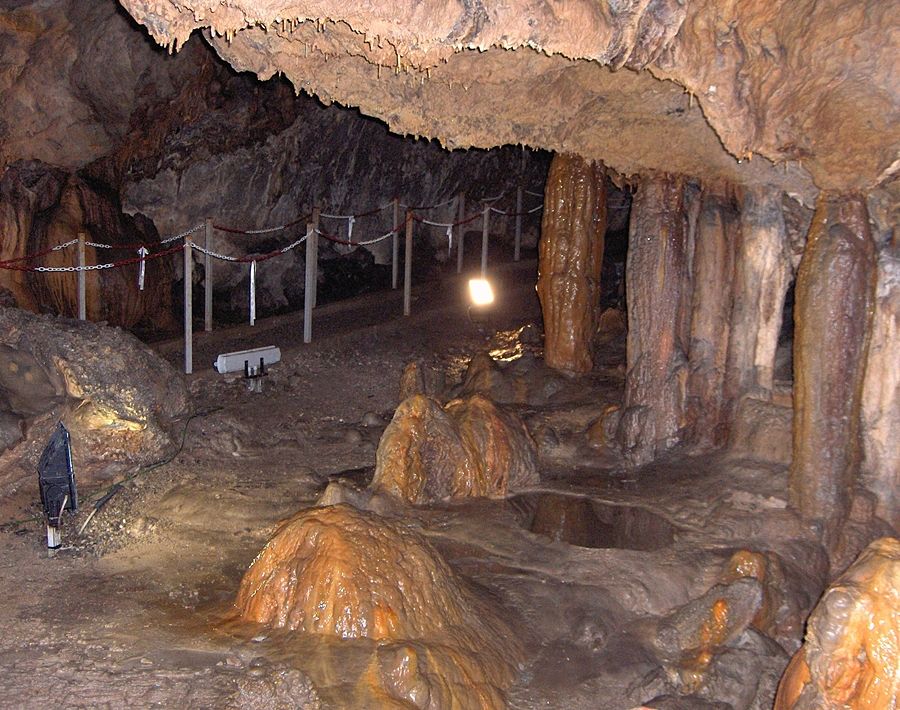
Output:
[{"xmin": 115, "ymin": 0, "xmax": 899, "ymax": 203}]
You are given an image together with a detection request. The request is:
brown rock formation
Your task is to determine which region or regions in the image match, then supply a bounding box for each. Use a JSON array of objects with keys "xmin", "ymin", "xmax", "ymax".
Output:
[
  {"xmin": 724, "ymin": 186, "xmax": 792, "ymax": 408},
  {"xmin": 774, "ymin": 537, "xmax": 899, "ymax": 709},
  {"xmin": 789, "ymin": 194, "xmax": 876, "ymax": 541},
  {"xmin": 686, "ymin": 183, "xmax": 739, "ymax": 447},
  {"xmin": 235, "ymin": 504, "xmax": 523, "ymax": 707},
  {"xmin": 0, "ymin": 162, "xmax": 176, "ymax": 330},
  {"xmin": 619, "ymin": 173, "xmax": 689, "ymax": 467},
  {"xmin": 536, "ymin": 154, "xmax": 606, "ymax": 374},
  {"xmin": 0, "ymin": 307, "xmax": 189, "ymax": 482},
  {"xmin": 859, "ymin": 239, "xmax": 900, "ymax": 530},
  {"xmin": 371, "ymin": 393, "xmax": 538, "ymax": 504}
]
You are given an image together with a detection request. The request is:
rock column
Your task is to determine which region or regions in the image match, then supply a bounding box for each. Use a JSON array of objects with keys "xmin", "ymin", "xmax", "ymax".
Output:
[
  {"xmin": 686, "ymin": 183, "xmax": 739, "ymax": 448},
  {"xmin": 536, "ymin": 153, "xmax": 606, "ymax": 374},
  {"xmin": 859, "ymin": 235, "xmax": 899, "ymax": 529},
  {"xmin": 619, "ymin": 173, "xmax": 689, "ymax": 466},
  {"xmin": 789, "ymin": 194, "xmax": 875, "ymax": 539},
  {"xmin": 724, "ymin": 187, "xmax": 792, "ymax": 407}
]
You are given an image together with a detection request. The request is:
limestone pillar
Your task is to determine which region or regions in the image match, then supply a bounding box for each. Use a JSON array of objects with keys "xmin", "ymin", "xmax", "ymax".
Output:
[
  {"xmin": 685, "ymin": 183, "xmax": 739, "ymax": 448},
  {"xmin": 619, "ymin": 173, "xmax": 689, "ymax": 467},
  {"xmin": 859, "ymin": 236, "xmax": 899, "ymax": 529},
  {"xmin": 536, "ymin": 154, "xmax": 606, "ymax": 374},
  {"xmin": 724, "ymin": 187, "xmax": 792, "ymax": 407},
  {"xmin": 789, "ymin": 193, "xmax": 875, "ymax": 538}
]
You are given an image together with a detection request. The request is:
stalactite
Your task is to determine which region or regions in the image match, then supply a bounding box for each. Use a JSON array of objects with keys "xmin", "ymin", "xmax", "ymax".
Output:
[
  {"xmin": 685, "ymin": 182, "xmax": 739, "ymax": 448},
  {"xmin": 618, "ymin": 173, "xmax": 689, "ymax": 467},
  {"xmin": 859, "ymin": 234, "xmax": 899, "ymax": 529},
  {"xmin": 536, "ymin": 153, "xmax": 606, "ymax": 374},
  {"xmin": 789, "ymin": 193, "xmax": 875, "ymax": 543},
  {"xmin": 724, "ymin": 186, "xmax": 792, "ymax": 410}
]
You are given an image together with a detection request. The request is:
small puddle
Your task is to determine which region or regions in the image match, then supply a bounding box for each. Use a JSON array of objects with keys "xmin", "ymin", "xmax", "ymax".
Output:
[{"xmin": 508, "ymin": 492, "xmax": 675, "ymax": 551}]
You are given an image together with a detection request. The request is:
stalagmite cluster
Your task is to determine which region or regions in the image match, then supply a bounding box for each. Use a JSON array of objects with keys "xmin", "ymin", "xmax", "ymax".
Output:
[{"xmin": 370, "ymin": 393, "xmax": 538, "ymax": 504}]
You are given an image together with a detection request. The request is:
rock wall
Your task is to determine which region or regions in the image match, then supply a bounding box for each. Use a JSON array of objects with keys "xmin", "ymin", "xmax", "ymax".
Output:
[{"xmin": 0, "ymin": 0, "xmax": 549, "ymax": 327}]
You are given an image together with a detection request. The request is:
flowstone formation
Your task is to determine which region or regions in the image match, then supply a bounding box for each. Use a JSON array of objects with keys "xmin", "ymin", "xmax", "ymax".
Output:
[
  {"xmin": 235, "ymin": 504, "xmax": 523, "ymax": 709},
  {"xmin": 370, "ymin": 393, "xmax": 538, "ymax": 504},
  {"xmin": 774, "ymin": 537, "xmax": 899, "ymax": 709},
  {"xmin": 0, "ymin": 307, "xmax": 189, "ymax": 484},
  {"xmin": 536, "ymin": 153, "xmax": 606, "ymax": 374},
  {"xmin": 0, "ymin": 162, "xmax": 175, "ymax": 329}
]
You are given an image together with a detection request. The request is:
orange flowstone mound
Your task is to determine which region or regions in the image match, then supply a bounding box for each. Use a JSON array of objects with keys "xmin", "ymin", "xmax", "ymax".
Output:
[
  {"xmin": 235, "ymin": 504, "xmax": 523, "ymax": 708},
  {"xmin": 371, "ymin": 394, "xmax": 538, "ymax": 504},
  {"xmin": 775, "ymin": 537, "xmax": 899, "ymax": 709}
]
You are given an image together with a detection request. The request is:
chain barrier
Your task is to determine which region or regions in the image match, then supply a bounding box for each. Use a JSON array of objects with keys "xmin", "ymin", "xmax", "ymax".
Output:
[{"xmin": 0, "ymin": 185, "xmax": 550, "ymax": 273}]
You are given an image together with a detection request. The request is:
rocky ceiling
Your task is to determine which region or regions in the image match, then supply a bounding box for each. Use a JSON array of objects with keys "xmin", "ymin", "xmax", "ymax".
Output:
[{"xmin": 116, "ymin": 0, "xmax": 899, "ymax": 203}]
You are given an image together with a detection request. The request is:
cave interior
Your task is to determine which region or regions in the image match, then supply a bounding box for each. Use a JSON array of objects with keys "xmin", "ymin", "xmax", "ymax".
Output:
[{"xmin": 0, "ymin": 0, "xmax": 897, "ymax": 708}]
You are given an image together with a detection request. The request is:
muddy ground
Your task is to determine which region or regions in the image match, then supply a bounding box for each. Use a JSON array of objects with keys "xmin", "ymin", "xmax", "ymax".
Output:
[{"xmin": 0, "ymin": 260, "xmax": 827, "ymax": 709}]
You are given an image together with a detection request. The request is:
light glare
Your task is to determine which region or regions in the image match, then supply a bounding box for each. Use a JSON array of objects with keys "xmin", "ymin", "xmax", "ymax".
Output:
[{"xmin": 469, "ymin": 278, "xmax": 495, "ymax": 306}]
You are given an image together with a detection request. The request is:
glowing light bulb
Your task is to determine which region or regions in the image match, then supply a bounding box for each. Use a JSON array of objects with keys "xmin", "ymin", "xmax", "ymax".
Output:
[{"xmin": 468, "ymin": 278, "xmax": 494, "ymax": 306}]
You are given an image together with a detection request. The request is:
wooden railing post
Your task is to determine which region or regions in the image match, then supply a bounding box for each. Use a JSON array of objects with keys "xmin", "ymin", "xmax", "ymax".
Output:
[
  {"xmin": 481, "ymin": 204, "xmax": 489, "ymax": 277},
  {"xmin": 304, "ymin": 222, "xmax": 316, "ymax": 343},
  {"xmin": 514, "ymin": 186, "xmax": 523, "ymax": 262},
  {"xmin": 76, "ymin": 232, "xmax": 86, "ymax": 320},
  {"xmin": 311, "ymin": 205, "xmax": 320, "ymax": 308},
  {"xmin": 392, "ymin": 197, "xmax": 400, "ymax": 289},
  {"xmin": 204, "ymin": 218, "xmax": 213, "ymax": 332},
  {"xmin": 456, "ymin": 192, "xmax": 465, "ymax": 274},
  {"xmin": 183, "ymin": 241, "xmax": 193, "ymax": 374},
  {"xmin": 404, "ymin": 212, "xmax": 413, "ymax": 316}
]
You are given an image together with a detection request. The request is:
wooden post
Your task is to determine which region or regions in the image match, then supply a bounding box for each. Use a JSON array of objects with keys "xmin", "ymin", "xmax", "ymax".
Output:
[
  {"xmin": 183, "ymin": 241, "xmax": 193, "ymax": 375},
  {"xmin": 76, "ymin": 232, "xmax": 86, "ymax": 320},
  {"xmin": 456, "ymin": 192, "xmax": 466, "ymax": 274},
  {"xmin": 204, "ymin": 218, "xmax": 213, "ymax": 332},
  {"xmin": 304, "ymin": 222, "xmax": 315, "ymax": 343},
  {"xmin": 392, "ymin": 198, "xmax": 400, "ymax": 289},
  {"xmin": 312, "ymin": 206, "xmax": 320, "ymax": 308},
  {"xmin": 481, "ymin": 204, "xmax": 489, "ymax": 277},
  {"xmin": 514, "ymin": 186, "xmax": 523, "ymax": 261},
  {"xmin": 404, "ymin": 212, "xmax": 413, "ymax": 316}
]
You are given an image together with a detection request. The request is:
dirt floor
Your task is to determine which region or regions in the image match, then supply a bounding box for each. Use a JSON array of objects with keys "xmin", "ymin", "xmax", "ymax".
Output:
[{"xmin": 0, "ymin": 260, "xmax": 828, "ymax": 709}]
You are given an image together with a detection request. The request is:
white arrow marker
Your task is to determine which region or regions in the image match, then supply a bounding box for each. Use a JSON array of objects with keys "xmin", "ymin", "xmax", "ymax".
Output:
[{"xmin": 137, "ymin": 246, "xmax": 148, "ymax": 291}]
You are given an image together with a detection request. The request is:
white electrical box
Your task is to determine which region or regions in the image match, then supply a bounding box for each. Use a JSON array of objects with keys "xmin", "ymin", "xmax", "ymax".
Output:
[{"xmin": 213, "ymin": 346, "xmax": 281, "ymax": 374}]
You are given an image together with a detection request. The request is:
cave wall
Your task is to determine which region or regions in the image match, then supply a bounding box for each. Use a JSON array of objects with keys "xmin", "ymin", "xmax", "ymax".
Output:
[{"xmin": 0, "ymin": 0, "xmax": 549, "ymax": 326}]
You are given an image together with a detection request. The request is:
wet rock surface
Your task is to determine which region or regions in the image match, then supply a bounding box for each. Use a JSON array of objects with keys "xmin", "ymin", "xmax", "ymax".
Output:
[
  {"xmin": 0, "ymin": 266, "xmax": 883, "ymax": 710},
  {"xmin": 536, "ymin": 154, "xmax": 606, "ymax": 374},
  {"xmin": 775, "ymin": 537, "xmax": 900, "ymax": 709},
  {"xmin": 370, "ymin": 392, "xmax": 538, "ymax": 504},
  {"xmin": 236, "ymin": 504, "xmax": 523, "ymax": 707},
  {"xmin": 0, "ymin": 307, "xmax": 189, "ymax": 486}
]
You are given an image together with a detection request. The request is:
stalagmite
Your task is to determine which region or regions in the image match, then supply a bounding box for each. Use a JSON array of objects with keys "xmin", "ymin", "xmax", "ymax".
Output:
[
  {"xmin": 618, "ymin": 173, "xmax": 689, "ymax": 467},
  {"xmin": 859, "ymin": 237, "xmax": 900, "ymax": 529},
  {"xmin": 789, "ymin": 193, "xmax": 875, "ymax": 541},
  {"xmin": 774, "ymin": 537, "xmax": 899, "ymax": 709},
  {"xmin": 536, "ymin": 153, "xmax": 606, "ymax": 374},
  {"xmin": 725, "ymin": 187, "xmax": 792, "ymax": 408},
  {"xmin": 685, "ymin": 182, "xmax": 739, "ymax": 447}
]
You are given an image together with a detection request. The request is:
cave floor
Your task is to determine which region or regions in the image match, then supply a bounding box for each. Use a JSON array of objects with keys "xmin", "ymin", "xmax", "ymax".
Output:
[{"xmin": 0, "ymin": 262, "xmax": 824, "ymax": 709}]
